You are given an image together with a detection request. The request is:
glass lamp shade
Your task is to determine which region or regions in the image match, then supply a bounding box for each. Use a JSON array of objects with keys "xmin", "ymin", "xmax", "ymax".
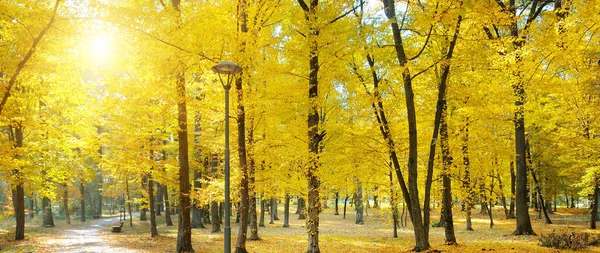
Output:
[{"xmin": 212, "ymin": 61, "xmax": 242, "ymax": 75}]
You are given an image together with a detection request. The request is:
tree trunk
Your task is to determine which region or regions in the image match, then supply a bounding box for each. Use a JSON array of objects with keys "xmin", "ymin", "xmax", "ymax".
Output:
[
  {"xmin": 533, "ymin": 190, "xmax": 538, "ymax": 211},
  {"xmin": 510, "ymin": 4, "xmax": 535, "ymax": 235},
  {"xmin": 211, "ymin": 199, "xmax": 221, "ymax": 232},
  {"xmin": 12, "ymin": 185, "xmax": 25, "ymax": 240},
  {"xmin": 9, "ymin": 126, "xmax": 24, "ymax": 241},
  {"xmin": 402, "ymin": 201, "xmax": 408, "ymax": 227},
  {"xmin": 421, "ymin": 15, "xmax": 462, "ymax": 242},
  {"xmin": 29, "ymin": 194, "xmax": 35, "ymax": 219},
  {"xmin": 235, "ymin": 202, "xmax": 240, "ymax": 224},
  {"xmin": 210, "ymin": 154, "xmax": 220, "ymax": 232},
  {"xmin": 591, "ymin": 181, "xmax": 599, "ymax": 229},
  {"xmin": 148, "ymin": 166, "xmax": 159, "ymax": 237},
  {"xmin": 440, "ymin": 100, "xmax": 457, "ymax": 245},
  {"xmin": 462, "ymin": 120, "xmax": 474, "ymax": 231},
  {"xmin": 203, "ymin": 204, "xmax": 210, "ymax": 224},
  {"xmin": 234, "ymin": 1, "xmax": 250, "ymax": 250},
  {"xmin": 96, "ymin": 169, "xmax": 103, "ymax": 218},
  {"xmin": 126, "ymin": 177, "xmax": 133, "ymax": 227},
  {"xmin": 487, "ymin": 175, "xmax": 495, "ymax": 228},
  {"xmin": 343, "ymin": 196, "xmax": 347, "ymax": 219},
  {"xmin": 164, "ymin": 185, "xmax": 174, "ymax": 226},
  {"xmin": 547, "ymin": 201, "xmax": 554, "ymax": 214},
  {"xmin": 334, "ymin": 192, "xmax": 339, "ymax": 215},
  {"xmin": 382, "ymin": 0, "xmax": 433, "ymax": 250},
  {"xmin": 80, "ymin": 180, "xmax": 86, "ymax": 222},
  {"xmin": 271, "ymin": 198, "xmax": 279, "ymax": 221},
  {"xmin": 373, "ymin": 195, "xmax": 379, "ymax": 209},
  {"xmin": 42, "ymin": 197, "xmax": 55, "ymax": 227},
  {"xmin": 140, "ymin": 175, "xmax": 148, "ymax": 221},
  {"xmin": 155, "ymin": 183, "xmax": 163, "ymax": 216},
  {"xmin": 170, "ymin": 0, "xmax": 193, "ymax": 251},
  {"xmin": 175, "ymin": 70, "xmax": 194, "ymax": 253},
  {"xmin": 486, "ymin": 199, "xmax": 494, "ymax": 228},
  {"xmin": 283, "ymin": 194, "xmax": 290, "ymax": 228},
  {"xmin": 480, "ymin": 180, "xmax": 489, "ymax": 216},
  {"xmin": 497, "ymin": 172, "xmax": 509, "ymax": 219},
  {"xmin": 531, "ymin": 169, "xmax": 552, "ymax": 224},
  {"xmin": 191, "ymin": 69, "xmax": 203, "ymax": 230},
  {"xmin": 355, "ymin": 182, "xmax": 364, "ymax": 225},
  {"xmin": 297, "ymin": 198, "xmax": 306, "ymax": 220},
  {"xmin": 513, "ymin": 119, "xmax": 535, "ymax": 236},
  {"xmin": 295, "ymin": 197, "xmax": 301, "ymax": 214},
  {"xmin": 258, "ymin": 198, "xmax": 265, "ymax": 227},
  {"xmin": 526, "ymin": 141, "xmax": 552, "ymax": 224},
  {"xmin": 509, "ymin": 161, "xmax": 516, "ymax": 218},
  {"xmin": 297, "ymin": 2, "xmax": 323, "ymax": 252},
  {"xmin": 269, "ymin": 198, "xmax": 275, "ymax": 224},
  {"xmin": 389, "ymin": 171, "xmax": 398, "ymax": 238},
  {"xmin": 247, "ymin": 126, "xmax": 259, "ymax": 240},
  {"xmin": 64, "ymin": 184, "xmax": 70, "ymax": 225},
  {"xmin": 192, "ymin": 168, "xmax": 204, "ymax": 228},
  {"xmin": 272, "ymin": 198, "xmax": 279, "ymax": 220},
  {"xmin": 87, "ymin": 193, "xmax": 93, "ymax": 216},
  {"xmin": 441, "ymin": 174, "xmax": 456, "ymax": 243}
]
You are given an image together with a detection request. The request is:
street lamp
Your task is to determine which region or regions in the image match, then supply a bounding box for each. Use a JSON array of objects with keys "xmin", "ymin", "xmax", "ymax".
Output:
[{"xmin": 212, "ymin": 61, "xmax": 241, "ymax": 253}]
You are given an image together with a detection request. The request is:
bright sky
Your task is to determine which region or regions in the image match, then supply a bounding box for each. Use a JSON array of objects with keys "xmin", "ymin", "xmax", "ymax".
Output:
[{"xmin": 87, "ymin": 34, "xmax": 113, "ymax": 64}]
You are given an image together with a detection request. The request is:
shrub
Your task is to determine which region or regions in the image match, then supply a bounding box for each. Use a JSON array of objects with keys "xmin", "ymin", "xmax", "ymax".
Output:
[
  {"xmin": 538, "ymin": 231, "xmax": 590, "ymax": 250},
  {"xmin": 431, "ymin": 220, "xmax": 443, "ymax": 227},
  {"xmin": 588, "ymin": 234, "xmax": 600, "ymax": 246}
]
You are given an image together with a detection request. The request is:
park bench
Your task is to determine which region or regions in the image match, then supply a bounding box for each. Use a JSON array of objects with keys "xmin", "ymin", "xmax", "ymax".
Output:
[
  {"xmin": 111, "ymin": 222, "xmax": 124, "ymax": 233},
  {"xmin": 93, "ymin": 215, "xmax": 100, "ymax": 219}
]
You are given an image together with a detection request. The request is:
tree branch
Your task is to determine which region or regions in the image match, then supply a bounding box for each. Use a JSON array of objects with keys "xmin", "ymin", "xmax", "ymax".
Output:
[
  {"xmin": 104, "ymin": 18, "xmax": 217, "ymax": 62},
  {"xmin": 0, "ymin": 0, "xmax": 62, "ymax": 116},
  {"xmin": 297, "ymin": 0, "xmax": 309, "ymax": 12},
  {"xmin": 328, "ymin": 1, "xmax": 364, "ymax": 24},
  {"xmin": 294, "ymin": 28, "xmax": 307, "ymax": 38},
  {"xmin": 411, "ymin": 55, "xmax": 447, "ymax": 80},
  {"xmin": 483, "ymin": 26, "xmax": 495, "ymax": 39},
  {"xmin": 495, "ymin": 0, "xmax": 507, "ymax": 11},
  {"xmin": 408, "ymin": 25, "xmax": 433, "ymax": 61},
  {"xmin": 524, "ymin": 0, "xmax": 552, "ymax": 34}
]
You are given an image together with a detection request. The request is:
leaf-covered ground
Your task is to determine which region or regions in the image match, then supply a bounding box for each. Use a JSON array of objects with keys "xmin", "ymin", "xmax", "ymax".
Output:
[{"xmin": 1, "ymin": 206, "xmax": 600, "ymax": 252}]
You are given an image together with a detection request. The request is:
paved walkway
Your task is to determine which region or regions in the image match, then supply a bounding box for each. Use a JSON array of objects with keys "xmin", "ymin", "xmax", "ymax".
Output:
[{"xmin": 41, "ymin": 217, "xmax": 137, "ymax": 253}]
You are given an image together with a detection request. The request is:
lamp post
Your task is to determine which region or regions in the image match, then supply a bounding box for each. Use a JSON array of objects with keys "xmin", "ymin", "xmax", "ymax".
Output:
[{"xmin": 212, "ymin": 61, "xmax": 242, "ymax": 253}]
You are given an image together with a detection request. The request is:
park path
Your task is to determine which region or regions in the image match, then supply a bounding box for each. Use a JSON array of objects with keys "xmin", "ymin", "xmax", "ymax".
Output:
[{"xmin": 40, "ymin": 216, "xmax": 138, "ymax": 253}]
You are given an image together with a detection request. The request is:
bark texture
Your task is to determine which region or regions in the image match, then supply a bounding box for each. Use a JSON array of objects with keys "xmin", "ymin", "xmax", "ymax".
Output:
[
  {"xmin": 148, "ymin": 168, "xmax": 159, "ymax": 237},
  {"xmin": 42, "ymin": 197, "xmax": 55, "ymax": 227},
  {"xmin": 64, "ymin": 184, "xmax": 70, "ymax": 225},
  {"xmin": 440, "ymin": 101, "xmax": 456, "ymax": 245},
  {"xmin": 297, "ymin": 1, "xmax": 323, "ymax": 251},
  {"xmin": 80, "ymin": 180, "xmax": 86, "ymax": 222},
  {"xmin": 462, "ymin": 121, "xmax": 474, "ymax": 232},
  {"xmin": 175, "ymin": 69, "xmax": 194, "ymax": 252},
  {"xmin": 234, "ymin": 12, "xmax": 250, "ymax": 248},
  {"xmin": 592, "ymin": 182, "xmax": 599, "ymax": 229}
]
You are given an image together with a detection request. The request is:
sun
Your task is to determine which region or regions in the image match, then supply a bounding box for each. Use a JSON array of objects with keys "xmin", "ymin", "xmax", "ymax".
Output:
[{"xmin": 88, "ymin": 35, "xmax": 112, "ymax": 63}]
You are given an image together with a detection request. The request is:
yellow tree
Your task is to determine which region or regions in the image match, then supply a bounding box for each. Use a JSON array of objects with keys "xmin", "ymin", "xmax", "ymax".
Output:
[{"xmin": 289, "ymin": 1, "xmax": 359, "ymax": 251}]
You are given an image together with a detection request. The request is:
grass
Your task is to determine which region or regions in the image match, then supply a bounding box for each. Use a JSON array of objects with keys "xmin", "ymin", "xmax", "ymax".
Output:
[{"xmin": 1, "ymin": 205, "xmax": 600, "ymax": 252}]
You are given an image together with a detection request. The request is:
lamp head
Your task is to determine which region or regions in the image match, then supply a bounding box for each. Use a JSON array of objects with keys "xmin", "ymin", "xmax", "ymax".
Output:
[{"xmin": 212, "ymin": 61, "xmax": 242, "ymax": 75}]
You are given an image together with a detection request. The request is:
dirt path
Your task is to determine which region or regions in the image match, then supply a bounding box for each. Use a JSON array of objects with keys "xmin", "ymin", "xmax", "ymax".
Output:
[{"xmin": 39, "ymin": 216, "xmax": 138, "ymax": 253}]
